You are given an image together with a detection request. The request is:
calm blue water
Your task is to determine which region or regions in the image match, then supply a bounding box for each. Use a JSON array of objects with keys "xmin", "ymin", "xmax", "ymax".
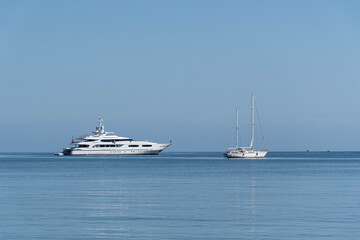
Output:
[{"xmin": 1, "ymin": 152, "xmax": 360, "ymax": 239}]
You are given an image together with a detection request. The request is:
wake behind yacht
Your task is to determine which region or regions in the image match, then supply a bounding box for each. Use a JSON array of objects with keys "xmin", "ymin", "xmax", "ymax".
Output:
[
  {"xmin": 225, "ymin": 93, "xmax": 268, "ymax": 158},
  {"xmin": 56, "ymin": 117, "xmax": 171, "ymax": 155}
]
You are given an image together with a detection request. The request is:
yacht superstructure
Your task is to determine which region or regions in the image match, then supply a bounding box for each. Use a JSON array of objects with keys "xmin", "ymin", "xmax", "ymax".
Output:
[{"xmin": 56, "ymin": 117, "xmax": 171, "ymax": 155}]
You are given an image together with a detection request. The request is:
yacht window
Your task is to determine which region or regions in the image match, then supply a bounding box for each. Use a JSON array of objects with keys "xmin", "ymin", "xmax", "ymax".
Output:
[
  {"xmin": 78, "ymin": 145, "xmax": 89, "ymax": 148},
  {"xmin": 129, "ymin": 145, "xmax": 139, "ymax": 147},
  {"xmin": 98, "ymin": 142, "xmax": 131, "ymax": 145},
  {"xmin": 114, "ymin": 139, "xmax": 133, "ymax": 142},
  {"xmin": 142, "ymin": 145, "xmax": 152, "ymax": 147},
  {"xmin": 101, "ymin": 139, "xmax": 133, "ymax": 142}
]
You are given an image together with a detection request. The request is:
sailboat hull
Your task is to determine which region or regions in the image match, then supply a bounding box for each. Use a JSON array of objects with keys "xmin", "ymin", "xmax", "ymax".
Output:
[{"xmin": 225, "ymin": 150, "xmax": 267, "ymax": 158}]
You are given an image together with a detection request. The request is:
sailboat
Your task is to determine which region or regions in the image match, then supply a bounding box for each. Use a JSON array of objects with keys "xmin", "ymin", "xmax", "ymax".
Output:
[{"xmin": 225, "ymin": 93, "xmax": 268, "ymax": 158}]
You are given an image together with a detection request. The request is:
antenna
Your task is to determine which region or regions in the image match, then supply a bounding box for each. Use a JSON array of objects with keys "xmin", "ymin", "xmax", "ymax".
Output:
[{"xmin": 94, "ymin": 115, "xmax": 105, "ymax": 134}]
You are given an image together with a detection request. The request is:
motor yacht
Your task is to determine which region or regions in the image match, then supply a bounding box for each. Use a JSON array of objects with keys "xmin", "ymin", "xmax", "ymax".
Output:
[{"xmin": 56, "ymin": 117, "xmax": 171, "ymax": 155}]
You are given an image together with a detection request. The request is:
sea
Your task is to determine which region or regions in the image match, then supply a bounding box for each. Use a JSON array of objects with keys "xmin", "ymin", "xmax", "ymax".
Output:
[{"xmin": 0, "ymin": 152, "xmax": 360, "ymax": 240}]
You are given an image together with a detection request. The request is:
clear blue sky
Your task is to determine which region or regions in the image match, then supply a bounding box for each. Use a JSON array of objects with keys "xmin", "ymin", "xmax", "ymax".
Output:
[{"xmin": 1, "ymin": 0, "xmax": 360, "ymax": 152}]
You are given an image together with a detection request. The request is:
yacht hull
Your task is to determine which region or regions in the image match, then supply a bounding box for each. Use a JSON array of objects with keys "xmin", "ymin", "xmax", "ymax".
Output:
[
  {"xmin": 69, "ymin": 150, "xmax": 163, "ymax": 156},
  {"xmin": 225, "ymin": 150, "xmax": 267, "ymax": 158},
  {"xmin": 62, "ymin": 144, "xmax": 170, "ymax": 156}
]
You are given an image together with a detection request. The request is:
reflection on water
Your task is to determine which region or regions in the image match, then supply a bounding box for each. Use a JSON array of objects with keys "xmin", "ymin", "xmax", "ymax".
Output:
[
  {"xmin": 1, "ymin": 152, "xmax": 360, "ymax": 239},
  {"xmin": 250, "ymin": 164, "xmax": 257, "ymax": 236}
]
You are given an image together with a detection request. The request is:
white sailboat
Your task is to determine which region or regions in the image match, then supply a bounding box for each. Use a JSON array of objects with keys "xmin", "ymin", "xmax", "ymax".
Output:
[{"xmin": 225, "ymin": 93, "xmax": 268, "ymax": 158}]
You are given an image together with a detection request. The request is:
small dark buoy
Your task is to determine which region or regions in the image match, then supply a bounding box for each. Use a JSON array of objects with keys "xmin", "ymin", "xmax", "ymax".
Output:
[{"xmin": 327, "ymin": 150, "xmax": 330, "ymax": 152}]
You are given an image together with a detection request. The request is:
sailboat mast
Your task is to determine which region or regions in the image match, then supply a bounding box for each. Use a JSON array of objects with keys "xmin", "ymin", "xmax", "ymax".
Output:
[
  {"xmin": 250, "ymin": 93, "xmax": 254, "ymax": 150},
  {"xmin": 236, "ymin": 107, "xmax": 239, "ymax": 149}
]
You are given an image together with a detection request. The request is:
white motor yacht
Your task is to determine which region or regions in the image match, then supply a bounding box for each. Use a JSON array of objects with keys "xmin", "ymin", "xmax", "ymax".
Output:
[{"xmin": 56, "ymin": 117, "xmax": 171, "ymax": 155}]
